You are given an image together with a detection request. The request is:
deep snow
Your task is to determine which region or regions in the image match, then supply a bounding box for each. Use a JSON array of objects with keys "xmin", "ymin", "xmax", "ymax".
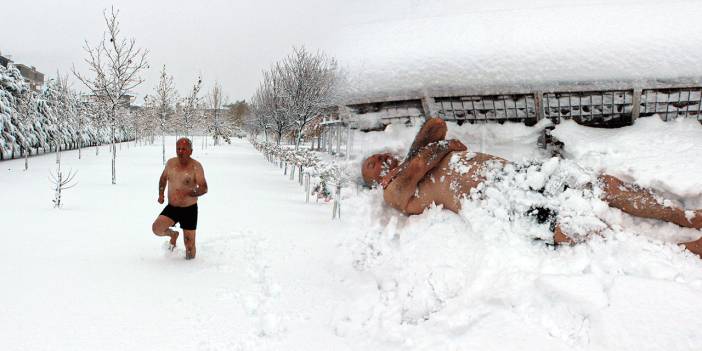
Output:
[{"xmin": 2, "ymin": 117, "xmax": 702, "ymax": 350}]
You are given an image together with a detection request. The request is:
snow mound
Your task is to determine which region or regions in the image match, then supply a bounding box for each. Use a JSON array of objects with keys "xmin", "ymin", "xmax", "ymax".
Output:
[
  {"xmin": 337, "ymin": 118, "xmax": 702, "ymax": 349},
  {"xmin": 551, "ymin": 117, "xmax": 702, "ymax": 207}
]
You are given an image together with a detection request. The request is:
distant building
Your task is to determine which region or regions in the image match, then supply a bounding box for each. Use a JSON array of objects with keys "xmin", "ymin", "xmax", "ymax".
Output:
[
  {"xmin": 0, "ymin": 51, "xmax": 11, "ymax": 68},
  {"xmin": 14, "ymin": 64, "xmax": 44, "ymax": 91}
]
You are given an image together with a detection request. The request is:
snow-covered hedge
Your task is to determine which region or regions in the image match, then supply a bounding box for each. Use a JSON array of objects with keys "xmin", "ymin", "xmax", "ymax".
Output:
[
  {"xmin": 0, "ymin": 65, "xmax": 133, "ymax": 160},
  {"xmin": 251, "ymin": 139, "xmax": 352, "ymax": 207}
]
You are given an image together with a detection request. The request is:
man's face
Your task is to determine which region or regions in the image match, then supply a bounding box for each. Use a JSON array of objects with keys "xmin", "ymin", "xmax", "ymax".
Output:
[
  {"xmin": 362, "ymin": 153, "xmax": 399, "ymax": 186},
  {"xmin": 176, "ymin": 140, "xmax": 192, "ymax": 159}
]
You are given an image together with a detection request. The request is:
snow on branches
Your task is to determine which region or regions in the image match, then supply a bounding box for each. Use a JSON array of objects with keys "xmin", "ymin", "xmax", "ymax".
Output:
[
  {"xmin": 0, "ymin": 64, "xmax": 132, "ymax": 165},
  {"xmin": 72, "ymin": 6, "xmax": 148, "ymax": 184},
  {"xmin": 249, "ymin": 47, "xmax": 339, "ymax": 148},
  {"xmin": 206, "ymin": 82, "xmax": 233, "ymax": 145},
  {"xmin": 250, "ymin": 138, "xmax": 352, "ymax": 219},
  {"xmin": 178, "ymin": 76, "xmax": 203, "ymax": 138}
]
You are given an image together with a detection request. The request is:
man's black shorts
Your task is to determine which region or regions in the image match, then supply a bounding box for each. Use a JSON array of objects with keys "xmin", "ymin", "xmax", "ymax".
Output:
[{"xmin": 160, "ymin": 203, "xmax": 198, "ymax": 230}]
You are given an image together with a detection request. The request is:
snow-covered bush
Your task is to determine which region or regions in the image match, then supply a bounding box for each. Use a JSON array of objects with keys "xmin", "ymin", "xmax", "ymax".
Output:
[
  {"xmin": 250, "ymin": 138, "xmax": 352, "ymax": 218},
  {"xmin": 0, "ymin": 64, "xmax": 134, "ymax": 161}
]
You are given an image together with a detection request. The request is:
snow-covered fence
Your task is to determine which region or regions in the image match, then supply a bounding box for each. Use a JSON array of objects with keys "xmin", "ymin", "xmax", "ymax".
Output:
[
  {"xmin": 250, "ymin": 138, "xmax": 350, "ymax": 219},
  {"xmin": 542, "ymin": 90, "xmax": 634, "ymax": 127},
  {"xmin": 319, "ymin": 119, "xmax": 354, "ymax": 159},
  {"xmin": 640, "ymin": 88, "xmax": 702, "ymax": 121},
  {"xmin": 436, "ymin": 94, "xmax": 538, "ymax": 125},
  {"xmin": 345, "ymin": 83, "xmax": 702, "ymax": 130},
  {"xmin": 436, "ymin": 88, "xmax": 702, "ymax": 127}
]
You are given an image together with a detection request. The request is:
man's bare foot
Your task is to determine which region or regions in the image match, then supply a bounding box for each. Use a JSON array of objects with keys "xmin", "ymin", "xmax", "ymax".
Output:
[
  {"xmin": 407, "ymin": 118, "xmax": 447, "ymax": 159},
  {"xmin": 167, "ymin": 229, "xmax": 179, "ymax": 251},
  {"xmin": 185, "ymin": 247, "xmax": 196, "ymax": 260},
  {"xmin": 682, "ymin": 236, "xmax": 702, "ymax": 257}
]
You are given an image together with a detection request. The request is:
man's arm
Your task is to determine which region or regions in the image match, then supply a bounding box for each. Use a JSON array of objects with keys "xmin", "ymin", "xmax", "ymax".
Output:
[
  {"xmin": 158, "ymin": 163, "xmax": 168, "ymax": 204},
  {"xmin": 190, "ymin": 162, "xmax": 208, "ymax": 197},
  {"xmin": 384, "ymin": 140, "xmax": 466, "ymax": 214}
]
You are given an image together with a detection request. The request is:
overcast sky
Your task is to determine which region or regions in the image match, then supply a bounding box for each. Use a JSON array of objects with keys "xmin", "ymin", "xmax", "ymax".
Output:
[
  {"xmin": 0, "ymin": 0, "xmax": 355, "ymax": 103},
  {"xmin": 3, "ymin": 0, "xmax": 692, "ymax": 104}
]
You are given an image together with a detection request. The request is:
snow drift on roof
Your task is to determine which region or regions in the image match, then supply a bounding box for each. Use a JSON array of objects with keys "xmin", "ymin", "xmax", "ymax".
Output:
[{"xmin": 329, "ymin": 0, "xmax": 702, "ymax": 104}]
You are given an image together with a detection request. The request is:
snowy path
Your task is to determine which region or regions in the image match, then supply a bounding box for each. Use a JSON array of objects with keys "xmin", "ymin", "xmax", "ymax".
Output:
[
  {"xmin": 3, "ymin": 128, "xmax": 702, "ymax": 350},
  {"xmin": 0, "ymin": 138, "xmax": 352, "ymax": 350}
]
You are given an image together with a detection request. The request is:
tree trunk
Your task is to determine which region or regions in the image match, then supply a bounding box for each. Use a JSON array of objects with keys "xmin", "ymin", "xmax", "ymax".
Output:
[
  {"xmin": 111, "ymin": 126, "xmax": 117, "ymax": 185},
  {"xmin": 162, "ymin": 133, "xmax": 166, "ymax": 165},
  {"xmin": 295, "ymin": 128, "xmax": 303, "ymax": 150},
  {"xmin": 111, "ymin": 142, "xmax": 116, "ymax": 184},
  {"xmin": 56, "ymin": 142, "xmax": 61, "ymax": 166}
]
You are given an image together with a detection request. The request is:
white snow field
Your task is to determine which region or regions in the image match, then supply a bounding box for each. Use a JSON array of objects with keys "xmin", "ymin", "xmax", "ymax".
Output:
[{"xmin": 2, "ymin": 118, "xmax": 702, "ymax": 350}]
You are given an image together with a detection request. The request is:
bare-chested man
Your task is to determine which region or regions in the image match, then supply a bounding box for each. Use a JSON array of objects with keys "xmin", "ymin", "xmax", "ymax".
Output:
[
  {"xmin": 152, "ymin": 137, "xmax": 208, "ymax": 259},
  {"xmin": 362, "ymin": 117, "xmax": 702, "ymax": 256}
]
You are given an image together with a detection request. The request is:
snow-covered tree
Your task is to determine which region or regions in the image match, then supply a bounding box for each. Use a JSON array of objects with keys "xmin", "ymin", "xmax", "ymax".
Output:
[
  {"xmin": 137, "ymin": 95, "xmax": 158, "ymax": 145},
  {"xmin": 178, "ymin": 76, "xmax": 202, "ymax": 139},
  {"xmin": 53, "ymin": 74, "xmax": 89, "ymax": 159},
  {"xmin": 250, "ymin": 70, "xmax": 293, "ymax": 145},
  {"xmin": 226, "ymin": 100, "xmax": 249, "ymax": 129},
  {"xmin": 14, "ymin": 88, "xmax": 38, "ymax": 170},
  {"xmin": 207, "ymin": 81, "xmax": 232, "ymax": 145},
  {"xmin": 276, "ymin": 47, "xmax": 338, "ymax": 149},
  {"xmin": 74, "ymin": 97, "xmax": 92, "ymax": 159},
  {"xmin": 73, "ymin": 6, "xmax": 149, "ymax": 184},
  {"xmin": 248, "ymin": 87, "xmax": 272, "ymax": 141},
  {"xmin": 153, "ymin": 65, "xmax": 177, "ymax": 164},
  {"xmin": 87, "ymin": 98, "xmax": 111, "ymax": 155},
  {"xmin": 249, "ymin": 47, "xmax": 338, "ymax": 147},
  {"xmin": 38, "ymin": 75, "xmax": 80, "ymax": 166},
  {"xmin": 1, "ymin": 63, "xmax": 128, "ymax": 163}
]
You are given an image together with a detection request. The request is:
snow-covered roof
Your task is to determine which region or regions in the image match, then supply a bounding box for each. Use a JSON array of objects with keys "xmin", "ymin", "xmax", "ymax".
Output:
[{"xmin": 331, "ymin": 0, "xmax": 702, "ymax": 104}]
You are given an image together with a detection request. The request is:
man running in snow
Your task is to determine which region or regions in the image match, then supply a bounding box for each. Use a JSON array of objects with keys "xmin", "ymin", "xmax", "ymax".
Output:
[
  {"xmin": 361, "ymin": 118, "xmax": 702, "ymax": 255},
  {"xmin": 151, "ymin": 137, "xmax": 208, "ymax": 259}
]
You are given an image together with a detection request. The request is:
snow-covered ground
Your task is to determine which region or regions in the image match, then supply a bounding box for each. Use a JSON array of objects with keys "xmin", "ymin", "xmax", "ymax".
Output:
[
  {"xmin": 340, "ymin": 117, "xmax": 702, "ymax": 350},
  {"xmin": 2, "ymin": 118, "xmax": 702, "ymax": 350},
  {"xmin": 0, "ymin": 139, "xmax": 353, "ymax": 350}
]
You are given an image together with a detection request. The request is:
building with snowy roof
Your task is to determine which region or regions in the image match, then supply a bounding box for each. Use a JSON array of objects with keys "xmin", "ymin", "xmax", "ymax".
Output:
[
  {"xmin": 14, "ymin": 64, "xmax": 44, "ymax": 91},
  {"xmin": 329, "ymin": 0, "xmax": 702, "ymax": 130},
  {"xmin": 0, "ymin": 52, "xmax": 12, "ymax": 69}
]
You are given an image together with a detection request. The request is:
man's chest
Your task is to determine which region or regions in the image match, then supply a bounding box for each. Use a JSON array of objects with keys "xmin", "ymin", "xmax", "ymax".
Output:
[{"xmin": 167, "ymin": 165, "xmax": 196, "ymax": 186}]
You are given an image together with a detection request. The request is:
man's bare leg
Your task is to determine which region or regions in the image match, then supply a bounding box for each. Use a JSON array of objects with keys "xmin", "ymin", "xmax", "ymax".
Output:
[
  {"xmin": 552, "ymin": 175, "xmax": 702, "ymax": 247},
  {"xmin": 552, "ymin": 174, "xmax": 702, "ymax": 256},
  {"xmin": 682, "ymin": 238, "xmax": 702, "ymax": 257},
  {"xmin": 599, "ymin": 174, "xmax": 702, "ymax": 229},
  {"xmin": 152, "ymin": 215, "xmax": 179, "ymax": 250},
  {"xmin": 406, "ymin": 117, "xmax": 448, "ymax": 160},
  {"xmin": 184, "ymin": 230, "xmax": 196, "ymax": 260}
]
